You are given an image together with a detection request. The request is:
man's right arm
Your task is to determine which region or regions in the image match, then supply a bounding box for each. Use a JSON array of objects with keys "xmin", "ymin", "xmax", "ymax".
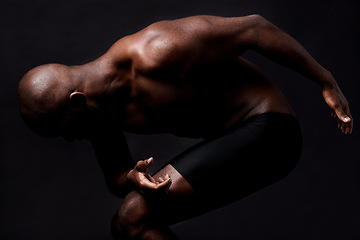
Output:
[
  {"xmin": 90, "ymin": 130, "xmax": 135, "ymax": 198},
  {"xmin": 90, "ymin": 129, "xmax": 171, "ymax": 198}
]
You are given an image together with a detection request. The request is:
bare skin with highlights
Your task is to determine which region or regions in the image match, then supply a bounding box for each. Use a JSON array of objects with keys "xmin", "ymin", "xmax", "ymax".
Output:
[{"xmin": 18, "ymin": 15, "xmax": 352, "ymax": 239}]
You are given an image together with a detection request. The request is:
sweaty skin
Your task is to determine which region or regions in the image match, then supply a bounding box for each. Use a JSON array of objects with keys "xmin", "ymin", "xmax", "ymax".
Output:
[{"xmin": 18, "ymin": 15, "xmax": 352, "ymax": 240}]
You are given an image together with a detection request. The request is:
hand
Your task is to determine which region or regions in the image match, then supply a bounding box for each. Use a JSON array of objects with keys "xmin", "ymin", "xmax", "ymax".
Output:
[
  {"xmin": 322, "ymin": 81, "xmax": 353, "ymax": 134},
  {"xmin": 127, "ymin": 157, "xmax": 172, "ymax": 195}
]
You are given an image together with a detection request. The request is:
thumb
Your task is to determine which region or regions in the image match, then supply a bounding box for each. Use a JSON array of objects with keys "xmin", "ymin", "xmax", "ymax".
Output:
[
  {"xmin": 136, "ymin": 157, "xmax": 153, "ymax": 172},
  {"xmin": 335, "ymin": 109, "xmax": 351, "ymax": 123}
]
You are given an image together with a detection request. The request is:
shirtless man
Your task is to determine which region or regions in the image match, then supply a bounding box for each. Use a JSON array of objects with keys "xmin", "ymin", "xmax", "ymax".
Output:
[{"xmin": 18, "ymin": 15, "xmax": 352, "ymax": 239}]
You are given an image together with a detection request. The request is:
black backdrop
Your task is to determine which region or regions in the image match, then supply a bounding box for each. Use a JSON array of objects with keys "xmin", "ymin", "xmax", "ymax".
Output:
[{"xmin": 1, "ymin": 0, "xmax": 359, "ymax": 239}]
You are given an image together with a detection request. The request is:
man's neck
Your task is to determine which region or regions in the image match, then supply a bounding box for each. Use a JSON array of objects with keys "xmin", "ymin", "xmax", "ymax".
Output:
[
  {"xmin": 69, "ymin": 55, "xmax": 133, "ymax": 112},
  {"xmin": 69, "ymin": 59, "xmax": 117, "ymax": 97}
]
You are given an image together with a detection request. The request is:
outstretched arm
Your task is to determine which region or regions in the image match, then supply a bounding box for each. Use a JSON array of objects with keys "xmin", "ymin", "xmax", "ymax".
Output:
[
  {"xmin": 142, "ymin": 15, "xmax": 352, "ymax": 133},
  {"xmin": 232, "ymin": 15, "xmax": 353, "ymax": 134},
  {"xmin": 203, "ymin": 15, "xmax": 353, "ymax": 133}
]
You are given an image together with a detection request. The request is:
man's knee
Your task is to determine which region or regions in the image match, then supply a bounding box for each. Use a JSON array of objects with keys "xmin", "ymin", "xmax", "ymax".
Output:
[{"xmin": 112, "ymin": 191, "xmax": 149, "ymax": 239}]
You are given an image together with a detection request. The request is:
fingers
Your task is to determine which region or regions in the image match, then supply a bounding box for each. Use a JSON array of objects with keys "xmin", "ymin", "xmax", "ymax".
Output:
[
  {"xmin": 331, "ymin": 109, "xmax": 336, "ymax": 118},
  {"xmin": 155, "ymin": 174, "xmax": 172, "ymax": 192},
  {"xmin": 148, "ymin": 174, "xmax": 156, "ymax": 183},
  {"xmin": 157, "ymin": 174, "xmax": 171, "ymax": 185},
  {"xmin": 334, "ymin": 111, "xmax": 353, "ymax": 134},
  {"xmin": 137, "ymin": 173, "xmax": 172, "ymax": 194},
  {"xmin": 343, "ymin": 117, "xmax": 353, "ymax": 134},
  {"xmin": 135, "ymin": 157, "xmax": 153, "ymax": 172},
  {"xmin": 323, "ymin": 85, "xmax": 352, "ymax": 134},
  {"xmin": 335, "ymin": 109, "xmax": 351, "ymax": 123},
  {"xmin": 138, "ymin": 173, "xmax": 159, "ymax": 189},
  {"xmin": 132, "ymin": 157, "xmax": 172, "ymax": 194}
]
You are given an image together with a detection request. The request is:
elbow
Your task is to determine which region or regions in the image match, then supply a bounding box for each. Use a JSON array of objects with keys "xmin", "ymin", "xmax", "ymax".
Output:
[
  {"xmin": 248, "ymin": 13, "xmax": 265, "ymax": 21},
  {"xmin": 247, "ymin": 14, "xmax": 270, "ymax": 29},
  {"xmin": 245, "ymin": 14, "xmax": 278, "ymax": 48}
]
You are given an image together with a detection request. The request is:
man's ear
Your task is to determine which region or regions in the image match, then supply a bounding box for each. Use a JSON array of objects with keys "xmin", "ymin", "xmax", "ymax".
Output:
[{"xmin": 69, "ymin": 91, "xmax": 87, "ymax": 111}]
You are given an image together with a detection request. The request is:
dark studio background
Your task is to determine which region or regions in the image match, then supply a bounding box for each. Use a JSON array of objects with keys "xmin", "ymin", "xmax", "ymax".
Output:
[{"xmin": 1, "ymin": 0, "xmax": 359, "ymax": 239}]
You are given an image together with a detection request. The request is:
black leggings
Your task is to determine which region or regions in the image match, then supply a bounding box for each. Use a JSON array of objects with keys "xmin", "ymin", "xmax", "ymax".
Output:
[{"xmin": 170, "ymin": 112, "xmax": 302, "ymax": 208}]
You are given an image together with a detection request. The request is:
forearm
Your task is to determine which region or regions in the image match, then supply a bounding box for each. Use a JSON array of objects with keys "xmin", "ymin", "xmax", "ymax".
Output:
[
  {"xmin": 249, "ymin": 15, "xmax": 332, "ymax": 86},
  {"xmin": 93, "ymin": 150, "xmax": 135, "ymax": 198},
  {"xmin": 186, "ymin": 14, "xmax": 331, "ymax": 85},
  {"xmin": 106, "ymin": 170, "xmax": 133, "ymax": 198},
  {"xmin": 249, "ymin": 16, "xmax": 352, "ymax": 133},
  {"xmin": 90, "ymin": 132, "xmax": 135, "ymax": 198}
]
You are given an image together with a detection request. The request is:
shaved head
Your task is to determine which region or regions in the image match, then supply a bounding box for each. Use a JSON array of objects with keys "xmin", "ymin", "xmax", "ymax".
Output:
[{"xmin": 18, "ymin": 64, "xmax": 75, "ymax": 137}]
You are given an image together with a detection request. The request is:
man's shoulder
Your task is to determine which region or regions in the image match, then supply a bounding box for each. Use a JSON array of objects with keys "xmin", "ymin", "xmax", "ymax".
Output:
[{"xmin": 128, "ymin": 18, "xmax": 206, "ymax": 74}]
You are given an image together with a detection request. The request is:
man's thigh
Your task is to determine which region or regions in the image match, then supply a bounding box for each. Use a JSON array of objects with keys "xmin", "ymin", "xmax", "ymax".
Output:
[
  {"xmin": 124, "ymin": 113, "xmax": 302, "ymax": 225},
  {"xmin": 161, "ymin": 113, "xmax": 302, "ymax": 212}
]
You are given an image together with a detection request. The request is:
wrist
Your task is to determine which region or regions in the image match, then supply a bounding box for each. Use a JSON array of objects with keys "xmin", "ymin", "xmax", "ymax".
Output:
[
  {"xmin": 107, "ymin": 170, "xmax": 133, "ymax": 198},
  {"xmin": 317, "ymin": 70, "xmax": 337, "ymax": 89},
  {"xmin": 126, "ymin": 169, "xmax": 133, "ymax": 182}
]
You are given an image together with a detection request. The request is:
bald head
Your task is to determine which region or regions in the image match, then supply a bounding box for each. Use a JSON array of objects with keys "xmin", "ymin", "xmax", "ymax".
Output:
[{"xmin": 18, "ymin": 64, "xmax": 76, "ymax": 137}]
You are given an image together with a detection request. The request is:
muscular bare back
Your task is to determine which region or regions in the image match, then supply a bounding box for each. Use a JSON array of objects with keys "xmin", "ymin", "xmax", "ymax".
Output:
[{"xmin": 100, "ymin": 19, "xmax": 295, "ymax": 138}]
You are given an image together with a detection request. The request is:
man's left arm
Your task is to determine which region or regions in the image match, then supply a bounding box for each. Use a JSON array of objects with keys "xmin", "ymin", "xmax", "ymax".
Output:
[
  {"xmin": 163, "ymin": 15, "xmax": 352, "ymax": 133},
  {"xmin": 238, "ymin": 14, "xmax": 353, "ymax": 134}
]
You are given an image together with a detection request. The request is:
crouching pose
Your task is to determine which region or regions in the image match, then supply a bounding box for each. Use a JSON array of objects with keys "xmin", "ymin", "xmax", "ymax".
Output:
[{"xmin": 18, "ymin": 15, "xmax": 352, "ymax": 239}]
